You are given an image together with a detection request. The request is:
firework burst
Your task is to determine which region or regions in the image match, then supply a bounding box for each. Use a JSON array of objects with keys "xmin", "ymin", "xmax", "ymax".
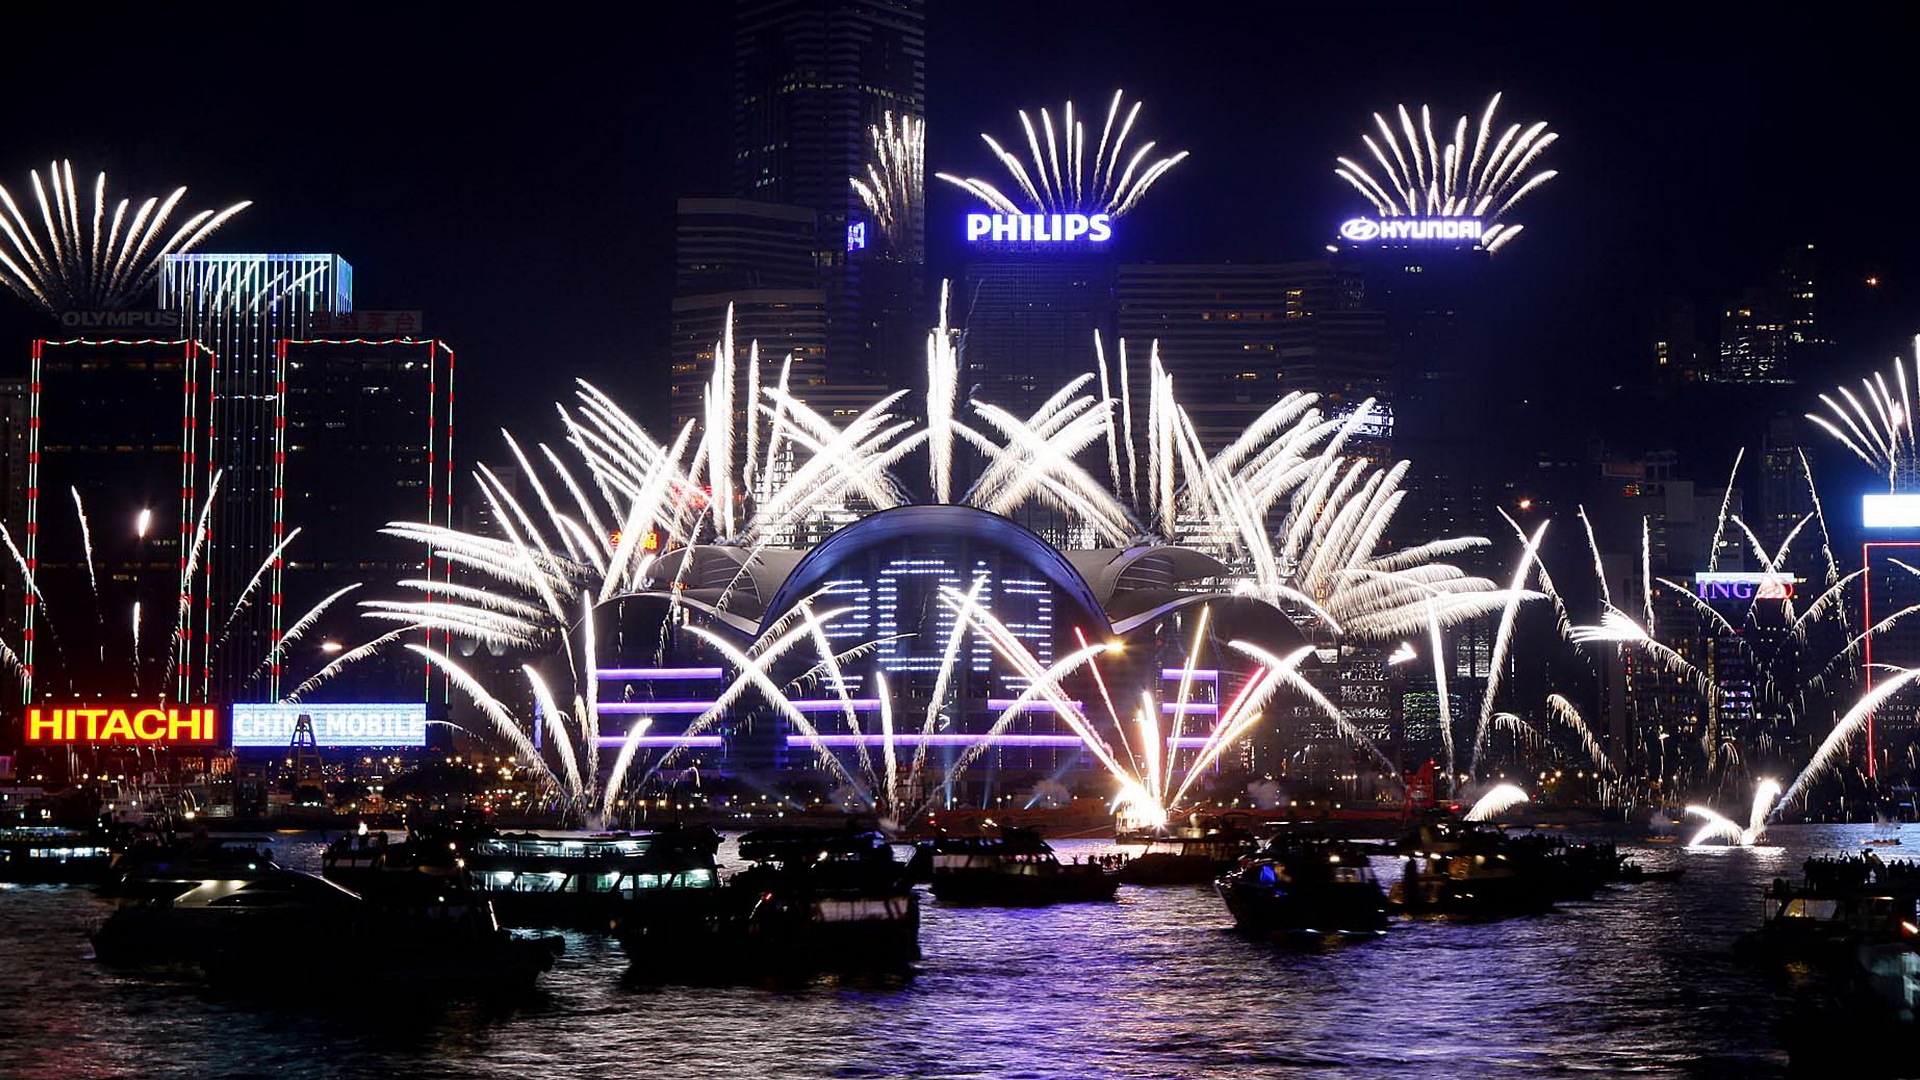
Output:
[
  {"xmin": 1806, "ymin": 337, "xmax": 1920, "ymax": 491},
  {"xmin": 935, "ymin": 90, "xmax": 1188, "ymax": 217},
  {"xmin": 1335, "ymin": 93, "xmax": 1557, "ymax": 253},
  {"xmin": 0, "ymin": 161, "xmax": 251, "ymax": 315},
  {"xmin": 849, "ymin": 111, "xmax": 924, "ymax": 256}
]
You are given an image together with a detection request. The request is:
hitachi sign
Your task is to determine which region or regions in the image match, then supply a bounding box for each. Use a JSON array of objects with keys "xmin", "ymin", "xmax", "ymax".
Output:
[
  {"xmin": 25, "ymin": 705, "xmax": 221, "ymax": 744},
  {"xmin": 966, "ymin": 212, "xmax": 1113, "ymax": 244}
]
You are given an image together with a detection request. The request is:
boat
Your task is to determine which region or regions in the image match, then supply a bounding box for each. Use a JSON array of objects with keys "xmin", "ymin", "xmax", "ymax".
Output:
[
  {"xmin": 1736, "ymin": 856, "xmax": 1920, "ymax": 970},
  {"xmin": 0, "ymin": 825, "xmax": 117, "ymax": 885},
  {"xmin": 1114, "ymin": 818, "xmax": 1259, "ymax": 886},
  {"xmin": 464, "ymin": 826, "xmax": 723, "ymax": 930},
  {"xmin": 1388, "ymin": 817, "xmax": 1557, "ymax": 918},
  {"xmin": 1214, "ymin": 834, "xmax": 1389, "ymax": 937},
  {"xmin": 612, "ymin": 825, "xmax": 919, "ymax": 975},
  {"xmin": 91, "ymin": 868, "xmax": 562, "ymax": 993},
  {"xmin": 1614, "ymin": 860, "xmax": 1685, "ymax": 883},
  {"xmin": 916, "ymin": 827, "xmax": 1119, "ymax": 906},
  {"xmin": 98, "ymin": 832, "xmax": 282, "ymax": 899}
]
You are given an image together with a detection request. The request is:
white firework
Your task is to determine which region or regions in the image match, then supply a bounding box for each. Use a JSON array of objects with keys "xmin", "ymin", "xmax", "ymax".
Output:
[
  {"xmin": 849, "ymin": 111, "xmax": 924, "ymax": 255},
  {"xmin": 1335, "ymin": 93, "xmax": 1558, "ymax": 253},
  {"xmin": 935, "ymin": 89, "xmax": 1188, "ymax": 217},
  {"xmin": 1806, "ymin": 337, "xmax": 1920, "ymax": 491},
  {"xmin": 0, "ymin": 160, "xmax": 251, "ymax": 315}
]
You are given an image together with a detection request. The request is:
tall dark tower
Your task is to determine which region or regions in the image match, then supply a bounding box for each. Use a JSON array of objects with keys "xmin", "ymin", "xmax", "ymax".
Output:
[{"xmin": 732, "ymin": 0, "xmax": 925, "ymax": 389}]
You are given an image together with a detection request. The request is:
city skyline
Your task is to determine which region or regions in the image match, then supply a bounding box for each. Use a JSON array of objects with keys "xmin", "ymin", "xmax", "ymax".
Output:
[{"xmin": 0, "ymin": 5, "xmax": 1911, "ymax": 446}]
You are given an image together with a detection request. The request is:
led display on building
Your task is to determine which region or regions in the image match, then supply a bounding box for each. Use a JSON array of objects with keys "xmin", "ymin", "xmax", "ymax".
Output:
[
  {"xmin": 1338, "ymin": 217, "xmax": 1484, "ymax": 245},
  {"xmin": 1694, "ymin": 571, "xmax": 1798, "ymax": 601},
  {"xmin": 229, "ymin": 703, "xmax": 428, "ymax": 748}
]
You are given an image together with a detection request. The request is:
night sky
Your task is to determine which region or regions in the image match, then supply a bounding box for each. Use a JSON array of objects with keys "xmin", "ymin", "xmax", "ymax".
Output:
[{"xmin": 1, "ymin": 4, "xmax": 1910, "ymax": 453}]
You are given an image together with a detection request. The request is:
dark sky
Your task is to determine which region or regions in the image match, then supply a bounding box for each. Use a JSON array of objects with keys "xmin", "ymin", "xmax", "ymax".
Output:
[{"xmin": 1, "ymin": 3, "xmax": 1912, "ymax": 446}]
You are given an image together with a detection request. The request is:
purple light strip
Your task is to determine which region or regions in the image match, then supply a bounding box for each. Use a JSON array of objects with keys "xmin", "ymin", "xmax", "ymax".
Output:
[
  {"xmin": 985, "ymin": 699, "xmax": 1086, "ymax": 712},
  {"xmin": 596, "ymin": 699, "xmax": 880, "ymax": 715},
  {"xmin": 590, "ymin": 735, "xmax": 725, "ymax": 748},
  {"xmin": 1161, "ymin": 668, "xmax": 1220, "ymax": 681},
  {"xmin": 1161, "ymin": 702, "xmax": 1219, "ymax": 714},
  {"xmin": 787, "ymin": 734, "xmax": 1216, "ymax": 749},
  {"xmin": 595, "ymin": 667, "xmax": 725, "ymax": 680}
]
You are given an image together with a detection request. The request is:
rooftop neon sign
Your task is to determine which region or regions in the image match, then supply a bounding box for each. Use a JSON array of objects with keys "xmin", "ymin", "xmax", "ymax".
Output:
[
  {"xmin": 966, "ymin": 212, "xmax": 1112, "ymax": 244},
  {"xmin": 1338, "ymin": 217, "xmax": 1484, "ymax": 244}
]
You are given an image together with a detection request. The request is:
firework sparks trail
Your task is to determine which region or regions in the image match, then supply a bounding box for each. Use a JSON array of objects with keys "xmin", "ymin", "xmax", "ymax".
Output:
[
  {"xmin": 0, "ymin": 161, "xmax": 250, "ymax": 315},
  {"xmin": 1705, "ymin": 450, "xmax": 1745, "ymax": 573},
  {"xmin": 1686, "ymin": 780, "xmax": 1782, "ymax": 847},
  {"xmin": 1546, "ymin": 694, "xmax": 1614, "ymax": 774},
  {"xmin": 1807, "ymin": 337, "xmax": 1920, "ymax": 491},
  {"xmin": 71, "ymin": 488, "xmax": 99, "ymax": 607},
  {"xmin": 1464, "ymin": 783, "xmax": 1529, "ymax": 822},
  {"xmin": 1334, "ymin": 94, "xmax": 1557, "ymax": 252},
  {"xmin": 1471, "ymin": 517, "xmax": 1550, "ymax": 777},
  {"xmin": 935, "ymin": 90, "xmax": 1188, "ymax": 218},
  {"xmin": 1776, "ymin": 669, "xmax": 1920, "ymax": 814},
  {"xmin": 849, "ymin": 112, "xmax": 924, "ymax": 254}
]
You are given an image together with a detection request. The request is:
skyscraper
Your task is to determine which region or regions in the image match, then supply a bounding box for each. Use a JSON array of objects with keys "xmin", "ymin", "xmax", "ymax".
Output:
[
  {"xmin": 158, "ymin": 253, "xmax": 353, "ymax": 700},
  {"xmin": 732, "ymin": 0, "xmax": 925, "ymax": 389}
]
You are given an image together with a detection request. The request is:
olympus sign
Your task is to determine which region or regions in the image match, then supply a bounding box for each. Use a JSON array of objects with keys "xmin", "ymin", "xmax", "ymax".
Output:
[
  {"xmin": 966, "ymin": 212, "xmax": 1113, "ymax": 244},
  {"xmin": 1338, "ymin": 217, "xmax": 1484, "ymax": 243},
  {"xmin": 55, "ymin": 310, "xmax": 181, "ymax": 330}
]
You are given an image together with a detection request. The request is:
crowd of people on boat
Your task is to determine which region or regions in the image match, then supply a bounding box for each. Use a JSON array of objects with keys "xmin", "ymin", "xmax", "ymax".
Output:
[{"xmin": 1798, "ymin": 850, "xmax": 1920, "ymax": 889}]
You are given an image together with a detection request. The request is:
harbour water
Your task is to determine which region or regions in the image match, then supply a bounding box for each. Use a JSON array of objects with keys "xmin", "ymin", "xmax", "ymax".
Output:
[{"xmin": 0, "ymin": 822, "xmax": 1901, "ymax": 1078}]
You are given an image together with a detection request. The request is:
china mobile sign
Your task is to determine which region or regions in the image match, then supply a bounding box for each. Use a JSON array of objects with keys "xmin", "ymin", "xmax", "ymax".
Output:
[
  {"xmin": 966, "ymin": 212, "xmax": 1113, "ymax": 244},
  {"xmin": 1338, "ymin": 217, "xmax": 1484, "ymax": 244},
  {"xmin": 1694, "ymin": 572, "xmax": 1798, "ymax": 601},
  {"xmin": 25, "ymin": 705, "xmax": 220, "ymax": 744},
  {"xmin": 230, "ymin": 703, "xmax": 429, "ymax": 748}
]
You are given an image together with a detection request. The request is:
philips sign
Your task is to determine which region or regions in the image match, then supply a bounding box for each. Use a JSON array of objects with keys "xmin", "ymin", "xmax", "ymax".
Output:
[
  {"xmin": 966, "ymin": 212, "xmax": 1112, "ymax": 244},
  {"xmin": 230, "ymin": 703, "xmax": 429, "ymax": 748},
  {"xmin": 1694, "ymin": 572, "xmax": 1798, "ymax": 601},
  {"xmin": 1339, "ymin": 217, "xmax": 1484, "ymax": 244}
]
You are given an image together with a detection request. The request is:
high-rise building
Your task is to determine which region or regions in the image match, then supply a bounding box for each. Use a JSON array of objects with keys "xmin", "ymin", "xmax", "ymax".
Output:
[
  {"xmin": 1717, "ymin": 244, "xmax": 1827, "ymax": 384},
  {"xmin": 732, "ymin": 0, "xmax": 925, "ymax": 389},
  {"xmin": 1652, "ymin": 297, "xmax": 1709, "ymax": 384},
  {"xmin": 670, "ymin": 199, "xmax": 829, "ymax": 430},
  {"xmin": 0, "ymin": 377, "xmax": 28, "ymax": 649},
  {"xmin": 20, "ymin": 338, "xmax": 214, "ymax": 705},
  {"xmin": 1116, "ymin": 260, "xmax": 1388, "ymax": 452},
  {"xmin": 280, "ymin": 328, "xmax": 455, "ymax": 702},
  {"xmin": 158, "ymin": 253, "xmax": 352, "ymax": 701},
  {"xmin": 959, "ymin": 256, "xmax": 1117, "ymax": 417}
]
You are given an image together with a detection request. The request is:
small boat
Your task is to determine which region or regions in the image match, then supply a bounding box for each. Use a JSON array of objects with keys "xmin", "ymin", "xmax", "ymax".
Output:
[
  {"xmin": 1736, "ymin": 857, "xmax": 1920, "ymax": 970},
  {"xmin": 1114, "ymin": 819, "xmax": 1259, "ymax": 886},
  {"xmin": 91, "ymin": 869, "xmax": 562, "ymax": 994},
  {"xmin": 613, "ymin": 825, "xmax": 919, "ymax": 976},
  {"xmin": 98, "ymin": 833, "xmax": 281, "ymax": 899},
  {"xmin": 1214, "ymin": 835, "xmax": 1388, "ymax": 938},
  {"xmin": 917, "ymin": 827, "xmax": 1119, "ymax": 906},
  {"xmin": 0, "ymin": 825, "xmax": 116, "ymax": 885},
  {"xmin": 1388, "ymin": 817, "xmax": 1556, "ymax": 918},
  {"xmin": 1614, "ymin": 861, "xmax": 1685, "ymax": 883},
  {"xmin": 1866, "ymin": 838, "xmax": 1904, "ymax": 847}
]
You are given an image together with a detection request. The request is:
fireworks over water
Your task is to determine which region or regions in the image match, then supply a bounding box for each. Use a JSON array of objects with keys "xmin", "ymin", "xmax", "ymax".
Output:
[
  {"xmin": 0, "ymin": 161, "xmax": 251, "ymax": 315},
  {"xmin": 1334, "ymin": 93, "xmax": 1557, "ymax": 253}
]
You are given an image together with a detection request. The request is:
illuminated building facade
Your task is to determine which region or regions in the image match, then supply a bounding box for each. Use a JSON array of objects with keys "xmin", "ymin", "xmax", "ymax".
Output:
[
  {"xmin": 158, "ymin": 253, "xmax": 352, "ymax": 701},
  {"xmin": 20, "ymin": 338, "xmax": 214, "ymax": 712},
  {"xmin": 581, "ymin": 505, "xmax": 1293, "ymax": 801}
]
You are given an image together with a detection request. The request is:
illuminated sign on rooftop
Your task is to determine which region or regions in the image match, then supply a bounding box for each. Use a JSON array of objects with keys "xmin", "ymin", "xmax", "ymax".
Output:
[
  {"xmin": 1864, "ymin": 493, "xmax": 1920, "ymax": 529},
  {"xmin": 1338, "ymin": 217, "xmax": 1484, "ymax": 245},
  {"xmin": 230, "ymin": 703, "xmax": 428, "ymax": 748},
  {"xmin": 25, "ymin": 705, "xmax": 220, "ymax": 745},
  {"xmin": 1694, "ymin": 571, "xmax": 1798, "ymax": 601},
  {"xmin": 966, "ymin": 212, "xmax": 1112, "ymax": 245}
]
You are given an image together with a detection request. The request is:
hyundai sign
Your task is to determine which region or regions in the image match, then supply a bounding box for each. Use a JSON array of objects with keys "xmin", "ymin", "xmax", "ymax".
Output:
[
  {"xmin": 1339, "ymin": 217, "xmax": 1484, "ymax": 245},
  {"xmin": 230, "ymin": 703, "xmax": 428, "ymax": 748},
  {"xmin": 966, "ymin": 212, "xmax": 1112, "ymax": 244}
]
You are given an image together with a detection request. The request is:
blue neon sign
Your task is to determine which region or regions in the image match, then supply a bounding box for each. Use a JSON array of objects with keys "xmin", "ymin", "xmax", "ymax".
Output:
[{"xmin": 966, "ymin": 212, "xmax": 1112, "ymax": 244}]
